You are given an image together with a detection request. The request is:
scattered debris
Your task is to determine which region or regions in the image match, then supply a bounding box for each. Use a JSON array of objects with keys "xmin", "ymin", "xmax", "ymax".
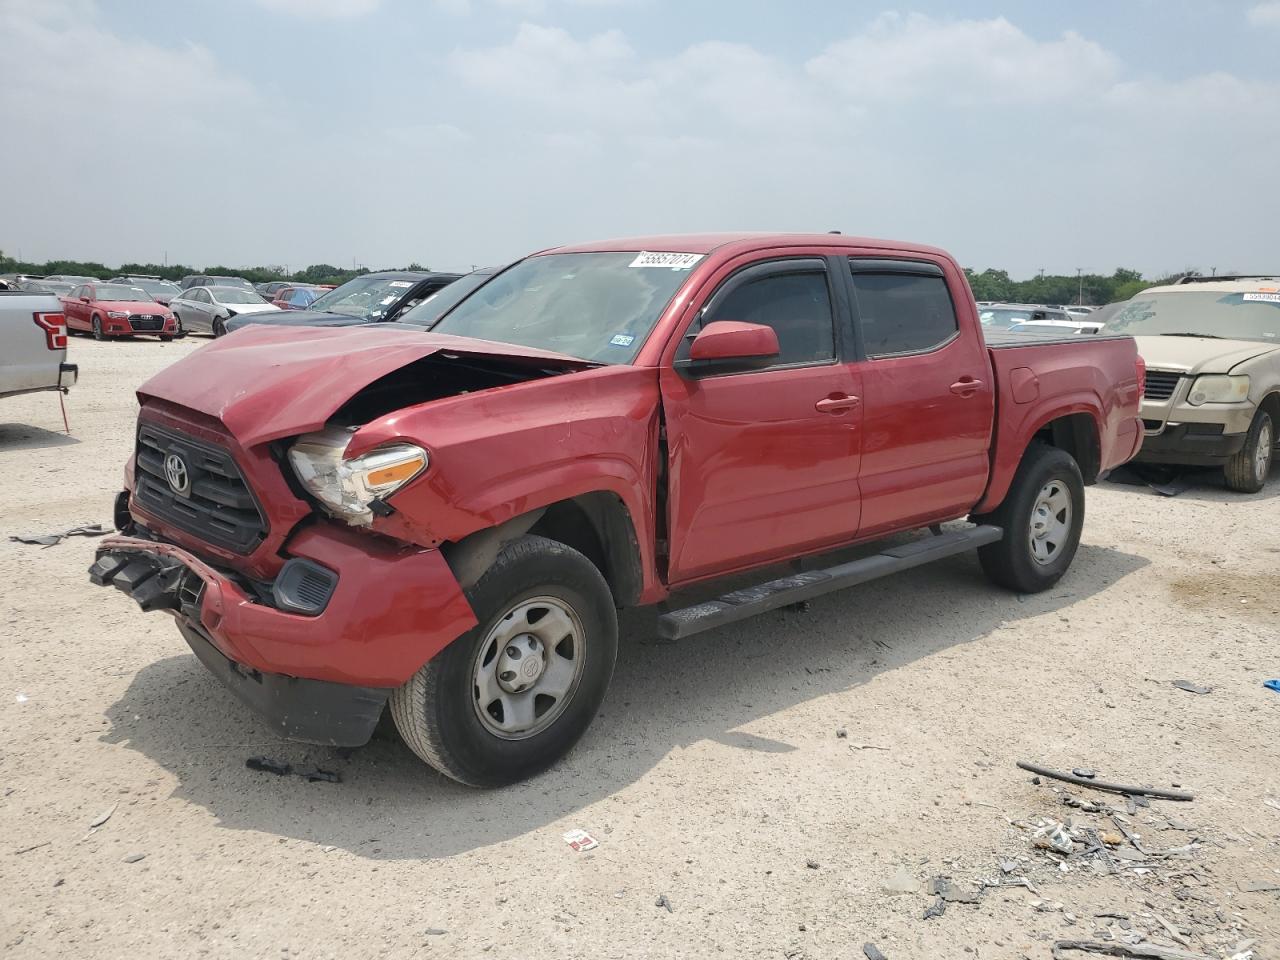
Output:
[
  {"xmin": 9, "ymin": 523, "xmax": 108, "ymax": 547},
  {"xmin": 15, "ymin": 693, "xmax": 27, "ymax": 704},
  {"xmin": 122, "ymin": 853, "xmax": 146, "ymax": 864},
  {"xmin": 1263, "ymin": 680, "xmax": 1280, "ymax": 694},
  {"xmin": 805, "ymin": 859, "xmax": 820, "ymax": 870},
  {"xmin": 655, "ymin": 894, "xmax": 673, "ymax": 913},
  {"xmin": 922, "ymin": 897, "xmax": 946, "ymax": 920},
  {"xmin": 928, "ymin": 877, "xmax": 980, "ymax": 904},
  {"xmin": 1236, "ymin": 879, "xmax": 1280, "ymax": 893},
  {"xmin": 848, "ymin": 743, "xmax": 890, "ymax": 752},
  {"xmin": 88, "ymin": 803, "xmax": 118, "ymax": 829},
  {"xmin": 424, "ymin": 928, "xmax": 447, "ymax": 936},
  {"xmin": 1171, "ymin": 680, "xmax": 1211, "ymax": 695},
  {"xmin": 1051, "ymin": 940, "xmax": 1213, "ymax": 959},
  {"xmin": 863, "ymin": 944, "xmax": 888, "ymax": 960},
  {"xmin": 1017, "ymin": 761, "xmax": 1194, "ymax": 801},
  {"xmin": 246, "ymin": 756, "xmax": 292, "ymax": 776},
  {"xmin": 881, "ymin": 866, "xmax": 920, "ymax": 896},
  {"xmin": 562, "ymin": 829, "xmax": 598, "ymax": 852},
  {"xmin": 836, "ymin": 728, "xmax": 848, "ymax": 739},
  {"xmin": 1034, "ymin": 820, "xmax": 1075, "ymax": 855},
  {"xmin": 245, "ymin": 756, "xmax": 340, "ymax": 783},
  {"xmin": 1073, "ymin": 768, "xmax": 1098, "ymax": 779},
  {"xmin": 14, "ymin": 841, "xmax": 50, "ymax": 855}
]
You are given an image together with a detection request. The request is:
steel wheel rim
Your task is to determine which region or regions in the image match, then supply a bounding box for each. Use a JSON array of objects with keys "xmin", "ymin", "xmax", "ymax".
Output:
[
  {"xmin": 1028, "ymin": 479, "xmax": 1071, "ymax": 566},
  {"xmin": 1256, "ymin": 422, "xmax": 1272, "ymax": 482},
  {"xmin": 471, "ymin": 595, "xmax": 586, "ymax": 741}
]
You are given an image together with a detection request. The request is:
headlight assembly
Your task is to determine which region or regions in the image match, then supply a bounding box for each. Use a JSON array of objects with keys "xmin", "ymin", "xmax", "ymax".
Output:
[
  {"xmin": 1187, "ymin": 374, "xmax": 1250, "ymax": 406},
  {"xmin": 287, "ymin": 426, "xmax": 428, "ymax": 525}
]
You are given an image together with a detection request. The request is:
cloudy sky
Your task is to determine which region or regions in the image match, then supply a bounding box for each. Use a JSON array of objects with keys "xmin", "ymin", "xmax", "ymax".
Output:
[{"xmin": 2, "ymin": 0, "xmax": 1277, "ymax": 277}]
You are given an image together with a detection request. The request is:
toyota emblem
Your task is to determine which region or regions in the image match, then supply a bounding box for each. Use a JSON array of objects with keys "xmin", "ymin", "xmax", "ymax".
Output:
[{"xmin": 164, "ymin": 452, "xmax": 191, "ymax": 496}]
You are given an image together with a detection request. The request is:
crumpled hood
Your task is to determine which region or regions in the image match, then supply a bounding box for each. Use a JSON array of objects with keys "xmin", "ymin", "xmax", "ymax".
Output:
[
  {"xmin": 137, "ymin": 324, "xmax": 595, "ymax": 447},
  {"xmin": 224, "ymin": 303, "xmax": 279, "ymax": 316},
  {"xmin": 1134, "ymin": 335, "xmax": 1280, "ymax": 374}
]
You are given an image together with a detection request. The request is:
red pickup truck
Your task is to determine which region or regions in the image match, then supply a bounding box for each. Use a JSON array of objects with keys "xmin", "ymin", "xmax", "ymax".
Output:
[{"xmin": 90, "ymin": 234, "xmax": 1144, "ymax": 786}]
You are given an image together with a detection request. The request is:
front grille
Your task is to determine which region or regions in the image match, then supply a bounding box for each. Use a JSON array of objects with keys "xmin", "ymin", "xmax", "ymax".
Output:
[
  {"xmin": 1143, "ymin": 370, "xmax": 1182, "ymax": 401},
  {"xmin": 133, "ymin": 423, "xmax": 267, "ymax": 554},
  {"xmin": 129, "ymin": 315, "xmax": 164, "ymax": 331}
]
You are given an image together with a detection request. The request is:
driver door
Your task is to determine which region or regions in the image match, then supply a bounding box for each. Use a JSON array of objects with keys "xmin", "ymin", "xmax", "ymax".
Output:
[{"xmin": 659, "ymin": 256, "xmax": 863, "ymax": 583}]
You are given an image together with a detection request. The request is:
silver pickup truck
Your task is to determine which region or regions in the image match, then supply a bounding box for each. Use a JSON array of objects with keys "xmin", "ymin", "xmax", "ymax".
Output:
[{"xmin": 0, "ymin": 290, "xmax": 78, "ymax": 401}]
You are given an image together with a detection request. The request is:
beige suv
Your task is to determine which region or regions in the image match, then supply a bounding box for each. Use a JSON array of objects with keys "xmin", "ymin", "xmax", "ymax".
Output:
[{"xmin": 1106, "ymin": 276, "xmax": 1280, "ymax": 492}]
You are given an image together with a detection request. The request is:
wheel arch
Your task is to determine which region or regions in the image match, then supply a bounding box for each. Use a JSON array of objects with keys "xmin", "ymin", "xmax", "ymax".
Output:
[
  {"xmin": 1258, "ymin": 390, "xmax": 1280, "ymax": 429},
  {"xmin": 440, "ymin": 491, "xmax": 644, "ymax": 607},
  {"xmin": 1036, "ymin": 412, "xmax": 1101, "ymax": 484}
]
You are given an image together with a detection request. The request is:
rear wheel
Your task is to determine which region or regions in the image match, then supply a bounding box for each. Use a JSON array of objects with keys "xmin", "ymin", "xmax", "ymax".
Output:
[
  {"xmin": 390, "ymin": 535, "xmax": 617, "ymax": 787},
  {"xmin": 91, "ymin": 315, "xmax": 104, "ymax": 341},
  {"xmin": 1224, "ymin": 411, "xmax": 1273, "ymax": 493},
  {"xmin": 975, "ymin": 442, "xmax": 1085, "ymax": 593}
]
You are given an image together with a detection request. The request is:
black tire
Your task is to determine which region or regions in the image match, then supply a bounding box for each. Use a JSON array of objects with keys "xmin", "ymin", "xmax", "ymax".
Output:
[
  {"xmin": 173, "ymin": 315, "xmax": 186, "ymax": 338},
  {"xmin": 91, "ymin": 315, "xmax": 104, "ymax": 341},
  {"xmin": 390, "ymin": 535, "xmax": 617, "ymax": 787},
  {"xmin": 1224, "ymin": 410, "xmax": 1273, "ymax": 493},
  {"xmin": 212, "ymin": 317, "xmax": 227, "ymax": 338},
  {"xmin": 974, "ymin": 442, "xmax": 1085, "ymax": 593}
]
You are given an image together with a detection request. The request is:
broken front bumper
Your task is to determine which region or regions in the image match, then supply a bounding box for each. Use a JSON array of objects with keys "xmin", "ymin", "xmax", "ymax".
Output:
[{"xmin": 89, "ymin": 520, "xmax": 477, "ymax": 747}]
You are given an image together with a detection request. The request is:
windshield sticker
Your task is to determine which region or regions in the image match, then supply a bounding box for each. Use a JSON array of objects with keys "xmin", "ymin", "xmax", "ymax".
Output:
[
  {"xmin": 387, "ymin": 281, "xmax": 414, "ymax": 288},
  {"xmin": 609, "ymin": 334, "xmax": 636, "ymax": 347},
  {"xmin": 379, "ymin": 296, "xmax": 397, "ymax": 305},
  {"xmin": 629, "ymin": 251, "xmax": 703, "ymax": 270},
  {"xmin": 1243, "ymin": 292, "xmax": 1280, "ymax": 303}
]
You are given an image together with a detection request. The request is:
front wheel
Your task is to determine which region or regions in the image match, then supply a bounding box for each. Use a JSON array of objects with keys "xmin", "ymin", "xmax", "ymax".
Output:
[
  {"xmin": 390, "ymin": 535, "xmax": 617, "ymax": 787},
  {"xmin": 212, "ymin": 317, "xmax": 227, "ymax": 338},
  {"xmin": 974, "ymin": 443, "xmax": 1085, "ymax": 593},
  {"xmin": 1224, "ymin": 411, "xmax": 1273, "ymax": 493},
  {"xmin": 91, "ymin": 315, "xmax": 104, "ymax": 341}
]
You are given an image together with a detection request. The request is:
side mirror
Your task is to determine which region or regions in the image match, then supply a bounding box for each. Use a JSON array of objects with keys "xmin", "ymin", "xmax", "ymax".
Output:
[
  {"xmin": 80, "ymin": 296, "xmax": 91, "ymax": 302},
  {"xmin": 677, "ymin": 321, "xmax": 780, "ymax": 376}
]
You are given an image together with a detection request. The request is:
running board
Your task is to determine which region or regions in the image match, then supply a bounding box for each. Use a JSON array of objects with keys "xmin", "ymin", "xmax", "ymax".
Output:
[{"xmin": 656, "ymin": 525, "xmax": 1004, "ymax": 641}]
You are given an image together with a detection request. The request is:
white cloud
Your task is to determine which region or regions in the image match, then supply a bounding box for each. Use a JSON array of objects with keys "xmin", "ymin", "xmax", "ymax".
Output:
[
  {"xmin": 254, "ymin": 0, "xmax": 381, "ymax": 17},
  {"xmin": 806, "ymin": 13, "xmax": 1118, "ymax": 105},
  {"xmin": 1247, "ymin": 2, "xmax": 1280, "ymax": 26}
]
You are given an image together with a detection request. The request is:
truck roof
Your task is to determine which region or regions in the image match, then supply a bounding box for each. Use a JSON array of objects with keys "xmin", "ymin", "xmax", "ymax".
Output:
[
  {"xmin": 1142, "ymin": 277, "xmax": 1280, "ymax": 295},
  {"xmin": 548, "ymin": 232, "xmax": 953, "ymax": 259}
]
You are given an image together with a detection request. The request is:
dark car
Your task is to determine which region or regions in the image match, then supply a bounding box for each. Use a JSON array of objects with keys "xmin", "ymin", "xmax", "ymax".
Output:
[
  {"xmin": 223, "ymin": 271, "xmax": 460, "ymax": 333},
  {"xmin": 256, "ymin": 280, "xmax": 294, "ymax": 299},
  {"xmin": 179, "ymin": 274, "xmax": 257, "ymax": 292}
]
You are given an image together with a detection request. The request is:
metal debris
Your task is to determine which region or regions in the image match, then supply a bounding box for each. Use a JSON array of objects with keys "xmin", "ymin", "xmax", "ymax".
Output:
[
  {"xmin": 655, "ymin": 894, "xmax": 673, "ymax": 913},
  {"xmin": 863, "ymin": 944, "xmax": 888, "ymax": 960},
  {"xmin": 88, "ymin": 803, "xmax": 118, "ymax": 829},
  {"xmin": 9, "ymin": 523, "xmax": 108, "ymax": 547},
  {"xmin": 1171, "ymin": 680, "xmax": 1211, "ymax": 695},
  {"xmin": 1017, "ymin": 761, "xmax": 1194, "ymax": 801}
]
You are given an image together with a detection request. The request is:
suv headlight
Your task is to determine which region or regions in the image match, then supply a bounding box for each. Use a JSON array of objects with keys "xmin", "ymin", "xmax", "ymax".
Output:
[
  {"xmin": 287, "ymin": 426, "xmax": 428, "ymax": 525},
  {"xmin": 1187, "ymin": 374, "xmax": 1250, "ymax": 406}
]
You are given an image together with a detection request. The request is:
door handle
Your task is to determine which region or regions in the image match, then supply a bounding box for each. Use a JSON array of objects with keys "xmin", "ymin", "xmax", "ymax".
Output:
[
  {"xmin": 815, "ymin": 394, "xmax": 861, "ymax": 413},
  {"xmin": 950, "ymin": 378, "xmax": 984, "ymax": 397}
]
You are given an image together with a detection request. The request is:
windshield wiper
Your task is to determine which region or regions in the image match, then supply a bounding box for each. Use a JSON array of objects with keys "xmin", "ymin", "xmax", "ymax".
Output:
[{"xmin": 1160, "ymin": 332, "xmax": 1224, "ymax": 339}]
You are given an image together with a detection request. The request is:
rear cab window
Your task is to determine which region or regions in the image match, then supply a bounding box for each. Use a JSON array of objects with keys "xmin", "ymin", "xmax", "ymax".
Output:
[{"xmin": 848, "ymin": 259, "xmax": 959, "ymax": 357}]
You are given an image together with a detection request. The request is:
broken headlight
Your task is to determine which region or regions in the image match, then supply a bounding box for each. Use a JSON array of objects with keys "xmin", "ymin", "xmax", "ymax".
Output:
[{"xmin": 287, "ymin": 426, "xmax": 428, "ymax": 525}]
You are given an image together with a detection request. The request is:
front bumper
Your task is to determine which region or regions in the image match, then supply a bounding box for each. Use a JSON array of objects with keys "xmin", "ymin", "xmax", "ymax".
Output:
[
  {"xmin": 89, "ymin": 518, "xmax": 477, "ymax": 746},
  {"xmin": 1133, "ymin": 422, "xmax": 1247, "ymax": 466}
]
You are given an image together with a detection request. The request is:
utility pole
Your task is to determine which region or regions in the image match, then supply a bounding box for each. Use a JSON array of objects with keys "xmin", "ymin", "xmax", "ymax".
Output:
[{"xmin": 1077, "ymin": 267, "xmax": 1083, "ymax": 305}]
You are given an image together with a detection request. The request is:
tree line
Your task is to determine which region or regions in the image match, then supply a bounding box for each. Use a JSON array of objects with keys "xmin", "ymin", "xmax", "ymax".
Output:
[
  {"xmin": 4, "ymin": 250, "xmax": 1197, "ymax": 305},
  {"xmin": 0, "ymin": 252, "xmax": 433, "ymax": 288}
]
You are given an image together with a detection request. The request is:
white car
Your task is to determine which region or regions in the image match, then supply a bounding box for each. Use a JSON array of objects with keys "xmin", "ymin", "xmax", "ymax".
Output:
[
  {"xmin": 169, "ymin": 285, "xmax": 281, "ymax": 338},
  {"xmin": 1008, "ymin": 318, "xmax": 1105, "ymax": 336},
  {"xmin": 1, "ymin": 289, "xmax": 77, "ymax": 402}
]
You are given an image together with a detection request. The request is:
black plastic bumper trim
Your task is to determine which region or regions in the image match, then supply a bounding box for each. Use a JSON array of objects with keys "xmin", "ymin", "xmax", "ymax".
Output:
[{"xmin": 1135, "ymin": 423, "xmax": 1247, "ymax": 465}]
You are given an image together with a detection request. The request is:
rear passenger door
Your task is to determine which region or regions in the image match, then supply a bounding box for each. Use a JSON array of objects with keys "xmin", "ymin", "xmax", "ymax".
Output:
[{"xmin": 846, "ymin": 258, "xmax": 994, "ymax": 537}]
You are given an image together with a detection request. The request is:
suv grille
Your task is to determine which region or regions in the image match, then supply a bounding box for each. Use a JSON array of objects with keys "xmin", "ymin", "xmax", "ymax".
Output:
[
  {"xmin": 133, "ymin": 423, "xmax": 267, "ymax": 554},
  {"xmin": 1143, "ymin": 370, "xmax": 1182, "ymax": 401}
]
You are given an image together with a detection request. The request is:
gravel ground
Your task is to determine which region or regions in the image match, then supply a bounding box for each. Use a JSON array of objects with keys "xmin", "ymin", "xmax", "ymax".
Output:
[{"xmin": 2, "ymin": 336, "xmax": 1279, "ymax": 959}]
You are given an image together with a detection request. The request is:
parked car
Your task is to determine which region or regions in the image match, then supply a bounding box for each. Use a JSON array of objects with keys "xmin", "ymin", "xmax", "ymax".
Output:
[
  {"xmin": 168, "ymin": 285, "xmax": 280, "ymax": 337},
  {"xmin": 256, "ymin": 281, "xmax": 294, "ymax": 299},
  {"xmin": 179, "ymin": 274, "xmax": 256, "ymax": 292},
  {"xmin": 44, "ymin": 274, "xmax": 97, "ymax": 285},
  {"xmin": 1065, "ymin": 306, "xmax": 1097, "ymax": 317},
  {"xmin": 1108, "ymin": 274, "xmax": 1280, "ymax": 491},
  {"xmin": 0, "ymin": 289, "xmax": 76, "ymax": 401},
  {"xmin": 978, "ymin": 303, "xmax": 1076, "ymax": 331},
  {"xmin": 61, "ymin": 282, "xmax": 178, "ymax": 340},
  {"xmin": 91, "ymin": 232, "xmax": 1143, "ymax": 787},
  {"xmin": 1009, "ymin": 318, "xmax": 1105, "ymax": 336},
  {"xmin": 389, "ymin": 266, "xmax": 502, "ymax": 328},
  {"xmin": 21, "ymin": 279, "xmax": 76, "ymax": 296},
  {"xmin": 110, "ymin": 276, "xmax": 182, "ymax": 305},
  {"xmin": 223, "ymin": 271, "xmax": 460, "ymax": 332},
  {"xmin": 270, "ymin": 285, "xmax": 328, "ymax": 310}
]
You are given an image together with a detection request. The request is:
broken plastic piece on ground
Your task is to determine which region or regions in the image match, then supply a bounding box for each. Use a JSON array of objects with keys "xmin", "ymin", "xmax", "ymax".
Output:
[
  {"xmin": 1050, "ymin": 939, "xmax": 1215, "ymax": 959},
  {"xmin": 863, "ymin": 944, "xmax": 888, "ymax": 960},
  {"xmin": 1263, "ymin": 680, "xmax": 1280, "ymax": 694},
  {"xmin": 922, "ymin": 897, "xmax": 946, "ymax": 920},
  {"xmin": 562, "ymin": 829, "xmax": 598, "ymax": 852},
  {"xmin": 246, "ymin": 756, "xmax": 292, "ymax": 776},
  {"xmin": 1033, "ymin": 820, "xmax": 1075, "ymax": 855},
  {"xmin": 1171, "ymin": 680, "xmax": 1211, "ymax": 695},
  {"xmin": 9, "ymin": 523, "xmax": 108, "ymax": 547},
  {"xmin": 294, "ymin": 766, "xmax": 341, "ymax": 783},
  {"xmin": 655, "ymin": 893, "xmax": 673, "ymax": 913}
]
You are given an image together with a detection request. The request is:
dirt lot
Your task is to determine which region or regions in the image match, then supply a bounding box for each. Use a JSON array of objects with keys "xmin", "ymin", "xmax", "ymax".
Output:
[{"xmin": 2, "ymin": 336, "xmax": 1279, "ymax": 959}]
